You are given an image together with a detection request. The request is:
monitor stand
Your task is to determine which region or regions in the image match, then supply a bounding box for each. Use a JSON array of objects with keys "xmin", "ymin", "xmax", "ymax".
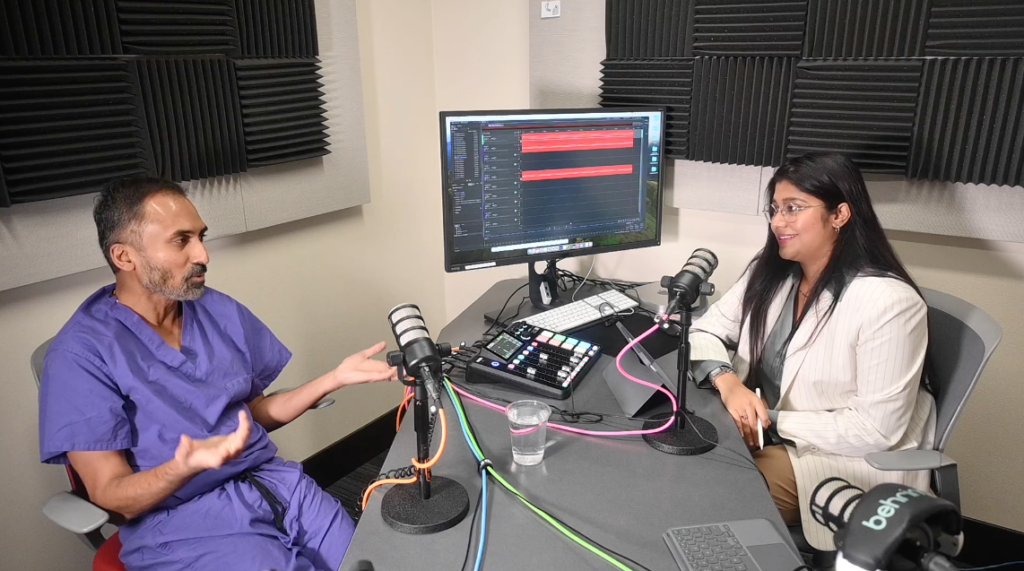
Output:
[{"xmin": 483, "ymin": 259, "xmax": 584, "ymax": 325}]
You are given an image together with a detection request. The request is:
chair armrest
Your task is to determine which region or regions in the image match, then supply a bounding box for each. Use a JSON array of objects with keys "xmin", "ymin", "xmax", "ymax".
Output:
[
  {"xmin": 42, "ymin": 492, "xmax": 109, "ymax": 534},
  {"xmin": 266, "ymin": 389, "xmax": 335, "ymax": 410},
  {"xmin": 865, "ymin": 450, "xmax": 956, "ymax": 471},
  {"xmin": 311, "ymin": 397, "xmax": 335, "ymax": 409}
]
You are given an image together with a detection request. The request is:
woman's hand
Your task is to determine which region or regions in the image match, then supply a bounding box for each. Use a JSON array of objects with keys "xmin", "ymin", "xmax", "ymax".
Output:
[{"xmin": 714, "ymin": 373, "xmax": 770, "ymax": 448}]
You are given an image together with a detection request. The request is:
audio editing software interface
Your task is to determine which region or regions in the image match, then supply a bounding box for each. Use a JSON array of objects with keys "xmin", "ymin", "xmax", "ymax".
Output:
[{"xmin": 444, "ymin": 111, "xmax": 661, "ymax": 268}]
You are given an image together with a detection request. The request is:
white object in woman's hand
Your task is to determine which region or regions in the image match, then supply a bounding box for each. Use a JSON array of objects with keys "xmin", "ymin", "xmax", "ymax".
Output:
[{"xmin": 715, "ymin": 373, "xmax": 770, "ymax": 449}]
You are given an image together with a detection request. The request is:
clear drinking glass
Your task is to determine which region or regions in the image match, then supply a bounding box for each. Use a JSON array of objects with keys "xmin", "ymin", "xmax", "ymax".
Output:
[{"xmin": 505, "ymin": 400, "xmax": 551, "ymax": 466}]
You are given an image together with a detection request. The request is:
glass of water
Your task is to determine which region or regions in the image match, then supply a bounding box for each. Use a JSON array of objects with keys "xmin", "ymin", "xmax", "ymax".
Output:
[{"xmin": 506, "ymin": 400, "xmax": 551, "ymax": 466}]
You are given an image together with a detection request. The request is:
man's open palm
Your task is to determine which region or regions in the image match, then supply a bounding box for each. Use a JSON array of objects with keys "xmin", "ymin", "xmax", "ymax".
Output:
[
  {"xmin": 175, "ymin": 410, "xmax": 251, "ymax": 472},
  {"xmin": 335, "ymin": 341, "xmax": 399, "ymax": 386}
]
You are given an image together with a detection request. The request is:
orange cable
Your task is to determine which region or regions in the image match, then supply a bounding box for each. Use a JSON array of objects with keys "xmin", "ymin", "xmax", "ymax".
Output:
[
  {"xmin": 361, "ymin": 474, "xmax": 417, "ymax": 511},
  {"xmin": 396, "ymin": 390, "xmax": 414, "ymax": 432},
  {"xmin": 411, "ymin": 408, "xmax": 447, "ymax": 471},
  {"xmin": 362, "ymin": 408, "xmax": 449, "ymax": 510}
]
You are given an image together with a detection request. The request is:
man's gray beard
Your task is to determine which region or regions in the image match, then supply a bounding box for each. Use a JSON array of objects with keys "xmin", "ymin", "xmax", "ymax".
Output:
[{"xmin": 140, "ymin": 259, "xmax": 206, "ymax": 301}]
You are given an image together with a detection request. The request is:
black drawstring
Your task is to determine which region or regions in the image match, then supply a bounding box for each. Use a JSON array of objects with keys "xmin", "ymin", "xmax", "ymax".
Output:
[{"xmin": 239, "ymin": 470, "xmax": 288, "ymax": 535}]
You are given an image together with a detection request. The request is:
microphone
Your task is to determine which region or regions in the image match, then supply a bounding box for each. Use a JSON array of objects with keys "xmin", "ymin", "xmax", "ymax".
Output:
[
  {"xmin": 642, "ymin": 248, "xmax": 721, "ymax": 456},
  {"xmin": 387, "ymin": 304, "xmax": 451, "ymax": 403},
  {"xmin": 660, "ymin": 248, "xmax": 718, "ymax": 317},
  {"xmin": 380, "ymin": 304, "xmax": 469, "ymax": 534},
  {"xmin": 811, "ymin": 478, "xmax": 963, "ymax": 571}
]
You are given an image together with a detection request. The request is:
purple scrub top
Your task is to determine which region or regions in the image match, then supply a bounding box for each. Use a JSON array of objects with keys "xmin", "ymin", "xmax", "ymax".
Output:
[{"xmin": 39, "ymin": 285, "xmax": 291, "ymax": 510}]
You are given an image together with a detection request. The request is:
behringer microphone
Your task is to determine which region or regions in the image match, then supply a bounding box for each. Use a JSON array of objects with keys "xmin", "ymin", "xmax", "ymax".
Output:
[{"xmin": 811, "ymin": 477, "xmax": 963, "ymax": 571}]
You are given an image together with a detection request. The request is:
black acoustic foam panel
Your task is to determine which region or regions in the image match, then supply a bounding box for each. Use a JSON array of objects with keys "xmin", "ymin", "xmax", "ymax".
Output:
[
  {"xmin": 235, "ymin": 0, "xmax": 319, "ymax": 57},
  {"xmin": 115, "ymin": 0, "xmax": 240, "ymax": 56},
  {"xmin": 691, "ymin": 57, "xmax": 796, "ymax": 167},
  {"xmin": 135, "ymin": 59, "xmax": 246, "ymax": 181},
  {"xmin": 804, "ymin": 0, "xmax": 929, "ymax": 58},
  {"xmin": 926, "ymin": 0, "xmax": 1024, "ymax": 57},
  {"xmin": 692, "ymin": 0, "xmax": 807, "ymax": 57},
  {"xmin": 0, "ymin": 0, "xmax": 327, "ymax": 206},
  {"xmin": 909, "ymin": 58, "xmax": 1024, "ymax": 187},
  {"xmin": 0, "ymin": 59, "xmax": 153, "ymax": 206},
  {"xmin": 788, "ymin": 60, "xmax": 923, "ymax": 174},
  {"xmin": 599, "ymin": 59, "xmax": 693, "ymax": 159},
  {"xmin": 605, "ymin": 0, "xmax": 694, "ymax": 58},
  {"xmin": 233, "ymin": 58, "xmax": 329, "ymax": 167},
  {"xmin": 0, "ymin": 0, "xmax": 122, "ymax": 57}
]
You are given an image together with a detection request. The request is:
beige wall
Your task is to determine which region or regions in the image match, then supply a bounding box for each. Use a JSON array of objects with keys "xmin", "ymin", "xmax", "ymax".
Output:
[
  {"xmin": 430, "ymin": 0, "xmax": 537, "ymax": 322},
  {"xmin": 0, "ymin": 0, "xmax": 447, "ymax": 568},
  {"xmin": 430, "ymin": 0, "xmax": 588, "ymax": 322}
]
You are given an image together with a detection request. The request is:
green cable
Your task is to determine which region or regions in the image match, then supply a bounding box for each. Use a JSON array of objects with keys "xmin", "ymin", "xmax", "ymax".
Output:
[{"xmin": 443, "ymin": 379, "xmax": 635, "ymax": 571}]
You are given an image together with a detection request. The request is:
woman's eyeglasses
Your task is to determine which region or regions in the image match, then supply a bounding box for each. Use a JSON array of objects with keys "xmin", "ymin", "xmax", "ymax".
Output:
[{"xmin": 762, "ymin": 203, "xmax": 826, "ymax": 223}]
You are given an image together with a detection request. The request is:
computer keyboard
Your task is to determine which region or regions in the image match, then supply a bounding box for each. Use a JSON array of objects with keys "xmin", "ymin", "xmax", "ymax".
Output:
[
  {"xmin": 665, "ymin": 523, "xmax": 756, "ymax": 571},
  {"xmin": 521, "ymin": 290, "xmax": 639, "ymax": 333}
]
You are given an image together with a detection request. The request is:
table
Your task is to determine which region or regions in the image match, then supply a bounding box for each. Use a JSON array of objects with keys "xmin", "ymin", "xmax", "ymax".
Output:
[{"xmin": 340, "ymin": 279, "xmax": 795, "ymax": 571}]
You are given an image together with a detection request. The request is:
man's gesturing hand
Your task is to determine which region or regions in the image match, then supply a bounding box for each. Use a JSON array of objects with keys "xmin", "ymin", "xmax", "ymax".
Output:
[{"xmin": 174, "ymin": 410, "xmax": 251, "ymax": 473}]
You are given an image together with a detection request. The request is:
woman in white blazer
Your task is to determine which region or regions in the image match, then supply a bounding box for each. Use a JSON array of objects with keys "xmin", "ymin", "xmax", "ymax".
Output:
[{"xmin": 689, "ymin": 152, "xmax": 935, "ymax": 551}]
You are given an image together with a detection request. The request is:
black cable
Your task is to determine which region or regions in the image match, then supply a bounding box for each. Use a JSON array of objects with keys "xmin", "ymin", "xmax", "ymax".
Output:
[
  {"xmin": 680, "ymin": 408, "xmax": 761, "ymax": 473},
  {"xmin": 460, "ymin": 486, "xmax": 484, "ymax": 571},
  {"xmin": 478, "ymin": 283, "xmax": 529, "ymax": 342},
  {"xmin": 449, "ymin": 381, "xmax": 658, "ymax": 428}
]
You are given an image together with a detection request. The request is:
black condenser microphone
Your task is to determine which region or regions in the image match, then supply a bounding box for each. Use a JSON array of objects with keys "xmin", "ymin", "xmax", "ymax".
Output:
[
  {"xmin": 811, "ymin": 478, "xmax": 963, "ymax": 571},
  {"xmin": 661, "ymin": 248, "xmax": 718, "ymax": 317},
  {"xmin": 380, "ymin": 304, "xmax": 469, "ymax": 534},
  {"xmin": 387, "ymin": 304, "xmax": 451, "ymax": 400}
]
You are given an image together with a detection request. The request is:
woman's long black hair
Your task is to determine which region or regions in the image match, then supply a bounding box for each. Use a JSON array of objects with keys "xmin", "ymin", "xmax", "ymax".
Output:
[{"xmin": 741, "ymin": 152, "xmax": 921, "ymax": 375}]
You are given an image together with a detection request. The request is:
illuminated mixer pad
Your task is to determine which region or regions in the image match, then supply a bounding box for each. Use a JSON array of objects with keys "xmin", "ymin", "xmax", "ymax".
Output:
[{"xmin": 464, "ymin": 321, "xmax": 602, "ymax": 400}]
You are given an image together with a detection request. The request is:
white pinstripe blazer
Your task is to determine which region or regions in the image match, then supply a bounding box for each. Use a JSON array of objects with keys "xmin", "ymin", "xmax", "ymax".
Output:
[{"xmin": 690, "ymin": 269, "xmax": 936, "ymax": 550}]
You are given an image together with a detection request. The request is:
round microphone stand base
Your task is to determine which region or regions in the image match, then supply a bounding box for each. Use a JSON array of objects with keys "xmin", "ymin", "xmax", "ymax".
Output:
[
  {"xmin": 380, "ymin": 476, "xmax": 470, "ymax": 535},
  {"xmin": 642, "ymin": 412, "xmax": 718, "ymax": 455}
]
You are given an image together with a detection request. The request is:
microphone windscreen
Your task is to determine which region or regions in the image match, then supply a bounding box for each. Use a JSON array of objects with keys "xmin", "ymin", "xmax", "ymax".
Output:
[{"xmin": 810, "ymin": 477, "xmax": 864, "ymax": 534}]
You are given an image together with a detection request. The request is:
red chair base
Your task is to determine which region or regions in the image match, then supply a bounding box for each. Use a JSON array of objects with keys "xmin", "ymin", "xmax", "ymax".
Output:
[{"xmin": 93, "ymin": 531, "xmax": 125, "ymax": 571}]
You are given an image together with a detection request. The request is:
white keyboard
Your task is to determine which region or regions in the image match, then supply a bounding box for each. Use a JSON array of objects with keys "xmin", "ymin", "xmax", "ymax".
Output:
[{"xmin": 521, "ymin": 290, "xmax": 639, "ymax": 333}]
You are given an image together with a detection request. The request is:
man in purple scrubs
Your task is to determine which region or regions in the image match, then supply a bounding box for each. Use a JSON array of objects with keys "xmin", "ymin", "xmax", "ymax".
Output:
[{"xmin": 38, "ymin": 177, "xmax": 397, "ymax": 571}]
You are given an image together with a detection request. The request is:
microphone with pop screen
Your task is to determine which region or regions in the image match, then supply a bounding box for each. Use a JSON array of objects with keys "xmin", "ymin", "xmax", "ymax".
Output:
[
  {"xmin": 387, "ymin": 304, "xmax": 450, "ymax": 403},
  {"xmin": 374, "ymin": 304, "xmax": 469, "ymax": 535},
  {"xmin": 811, "ymin": 477, "xmax": 963, "ymax": 571},
  {"xmin": 641, "ymin": 248, "xmax": 721, "ymax": 456},
  {"xmin": 660, "ymin": 248, "xmax": 718, "ymax": 317}
]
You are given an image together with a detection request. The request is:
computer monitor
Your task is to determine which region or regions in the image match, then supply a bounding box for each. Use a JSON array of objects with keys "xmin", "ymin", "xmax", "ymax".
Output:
[{"xmin": 440, "ymin": 107, "xmax": 665, "ymax": 309}]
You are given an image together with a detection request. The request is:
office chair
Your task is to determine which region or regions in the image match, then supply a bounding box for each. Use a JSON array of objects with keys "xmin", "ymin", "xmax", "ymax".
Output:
[
  {"xmin": 790, "ymin": 287, "xmax": 1003, "ymax": 569},
  {"xmin": 33, "ymin": 336, "xmax": 336, "ymax": 571}
]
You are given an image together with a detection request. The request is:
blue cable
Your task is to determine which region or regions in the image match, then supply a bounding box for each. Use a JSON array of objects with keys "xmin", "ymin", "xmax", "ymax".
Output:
[
  {"xmin": 473, "ymin": 469, "xmax": 488, "ymax": 571},
  {"xmin": 961, "ymin": 562, "xmax": 1024, "ymax": 571},
  {"xmin": 445, "ymin": 381, "xmax": 489, "ymax": 571}
]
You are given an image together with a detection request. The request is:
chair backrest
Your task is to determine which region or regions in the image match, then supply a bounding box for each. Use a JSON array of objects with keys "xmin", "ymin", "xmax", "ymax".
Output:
[
  {"xmin": 921, "ymin": 288, "xmax": 1002, "ymax": 452},
  {"xmin": 31, "ymin": 336, "xmax": 94, "ymax": 497},
  {"xmin": 31, "ymin": 337, "xmax": 55, "ymax": 388}
]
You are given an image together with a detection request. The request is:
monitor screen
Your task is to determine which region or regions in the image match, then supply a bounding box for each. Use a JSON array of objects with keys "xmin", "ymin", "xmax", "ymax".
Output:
[{"xmin": 440, "ymin": 108, "xmax": 664, "ymax": 273}]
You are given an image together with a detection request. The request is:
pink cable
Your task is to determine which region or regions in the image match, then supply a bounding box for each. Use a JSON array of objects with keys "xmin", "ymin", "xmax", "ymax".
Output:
[{"xmin": 450, "ymin": 323, "xmax": 677, "ymax": 437}]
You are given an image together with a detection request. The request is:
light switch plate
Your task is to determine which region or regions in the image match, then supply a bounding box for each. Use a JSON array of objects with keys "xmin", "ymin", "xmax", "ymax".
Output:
[{"xmin": 541, "ymin": 1, "xmax": 561, "ymax": 18}]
